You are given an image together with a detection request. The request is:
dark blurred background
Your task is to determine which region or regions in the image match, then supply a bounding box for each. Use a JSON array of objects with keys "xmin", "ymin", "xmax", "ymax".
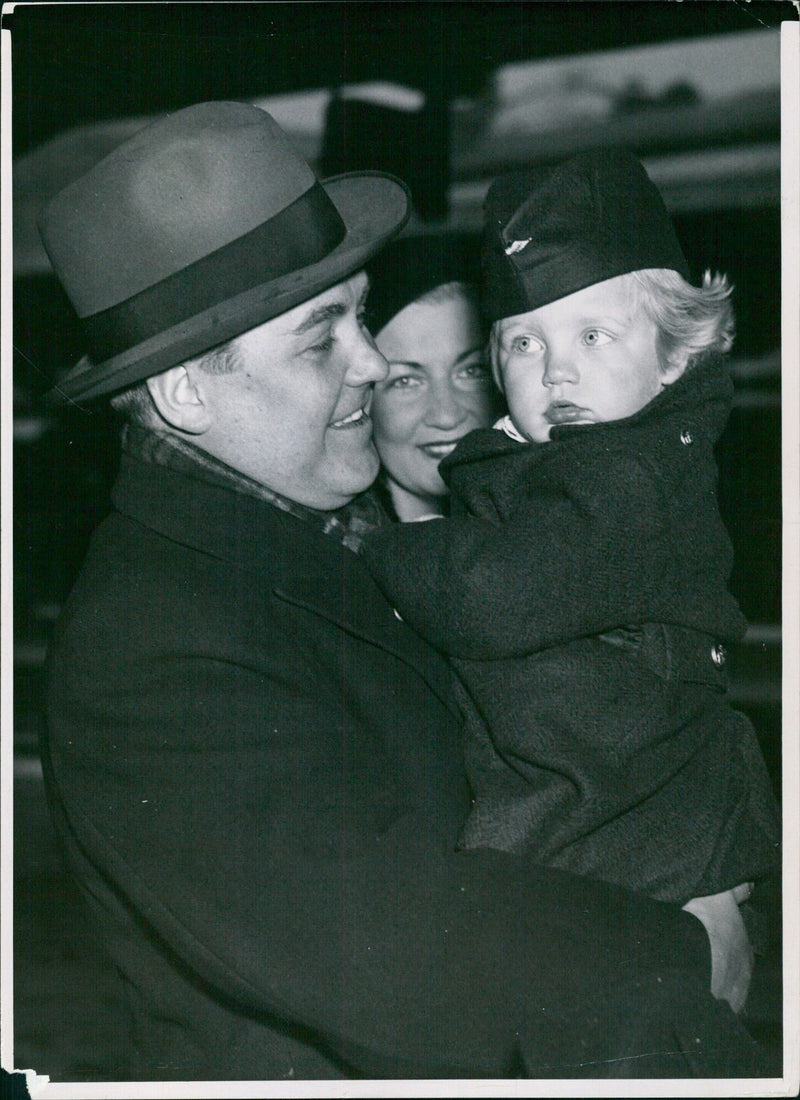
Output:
[{"xmin": 8, "ymin": 0, "xmax": 793, "ymax": 1082}]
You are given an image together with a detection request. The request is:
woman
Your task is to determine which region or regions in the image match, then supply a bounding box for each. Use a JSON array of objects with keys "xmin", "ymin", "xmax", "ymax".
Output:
[{"xmin": 367, "ymin": 236, "xmax": 502, "ymax": 521}]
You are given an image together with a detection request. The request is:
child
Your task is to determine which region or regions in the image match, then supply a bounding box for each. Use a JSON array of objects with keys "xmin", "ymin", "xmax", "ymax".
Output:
[{"xmin": 362, "ymin": 150, "xmax": 779, "ymax": 1006}]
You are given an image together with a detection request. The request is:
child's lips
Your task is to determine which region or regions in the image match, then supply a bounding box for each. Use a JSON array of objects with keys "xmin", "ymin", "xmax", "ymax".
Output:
[{"xmin": 545, "ymin": 402, "xmax": 590, "ymax": 425}]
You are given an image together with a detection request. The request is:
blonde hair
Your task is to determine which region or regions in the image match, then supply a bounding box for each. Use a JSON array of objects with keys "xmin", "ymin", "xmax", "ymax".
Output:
[{"xmin": 629, "ymin": 268, "xmax": 735, "ymax": 373}]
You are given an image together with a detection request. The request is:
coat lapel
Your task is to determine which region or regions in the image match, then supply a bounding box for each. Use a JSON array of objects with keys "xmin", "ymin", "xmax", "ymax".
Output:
[
  {"xmin": 271, "ymin": 521, "xmax": 455, "ymax": 711},
  {"xmin": 113, "ymin": 452, "xmax": 455, "ymax": 710}
]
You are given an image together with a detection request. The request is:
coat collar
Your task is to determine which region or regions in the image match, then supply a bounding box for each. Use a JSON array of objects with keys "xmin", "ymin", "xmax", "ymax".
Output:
[
  {"xmin": 269, "ymin": 541, "xmax": 455, "ymax": 710},
  {"xmin": 443, "ymin": 352, "xmax": 733, "ymax": 470},
  {"xmin": 112, "ymin": 451, "xmax": 455, "ymax": 709}
]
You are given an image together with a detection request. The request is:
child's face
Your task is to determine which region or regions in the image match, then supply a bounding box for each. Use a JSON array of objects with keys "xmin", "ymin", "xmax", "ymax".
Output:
[{"xmin": 493, "ymin": 274, "xmax": 685, "ymax": 442}]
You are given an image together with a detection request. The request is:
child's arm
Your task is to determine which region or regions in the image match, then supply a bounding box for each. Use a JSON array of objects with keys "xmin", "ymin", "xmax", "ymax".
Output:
[{"xmin": 362, "ymin": 450, "xmax": 729, "ymax": 659}]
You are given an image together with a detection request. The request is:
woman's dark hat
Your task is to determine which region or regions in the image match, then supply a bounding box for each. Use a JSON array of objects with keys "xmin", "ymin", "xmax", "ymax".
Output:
[
  {"xmin": 481, "ymin": 149, "xmax": 689, "ymax": 324},
  {"xmin": 365, "ymin": 234, "xmax": 480, "ymax": 336},
  {"xmin": 38, "ymin": 101, "xmax": 411, "ymax": 402}
]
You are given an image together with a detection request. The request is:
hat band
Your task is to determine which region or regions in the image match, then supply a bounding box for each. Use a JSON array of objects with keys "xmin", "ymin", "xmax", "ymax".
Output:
[{"xmin": 81, "ymin": 181, "xmax": 346, "ymax": 362}]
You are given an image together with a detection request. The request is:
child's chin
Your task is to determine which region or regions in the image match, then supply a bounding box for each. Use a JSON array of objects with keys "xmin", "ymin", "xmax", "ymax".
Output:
[{"xmin": 528, "ymin": 424, "xmax": 553, "ymax": 443}]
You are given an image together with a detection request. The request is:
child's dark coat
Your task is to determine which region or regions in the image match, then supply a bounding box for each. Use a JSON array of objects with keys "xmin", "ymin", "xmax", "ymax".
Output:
[{"xmin": 363, "ymin": 355, "xmax": 779, "ymax": 903}]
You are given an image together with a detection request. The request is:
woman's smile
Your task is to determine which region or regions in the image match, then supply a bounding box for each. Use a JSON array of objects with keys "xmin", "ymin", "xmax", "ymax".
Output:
[{"xmin": 417, "ymin": 437, "xmax": 467, "ymax": 459}]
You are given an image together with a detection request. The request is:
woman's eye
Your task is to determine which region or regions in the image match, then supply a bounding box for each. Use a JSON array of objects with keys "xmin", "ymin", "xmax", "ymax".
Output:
[
  {"xmin": 387, "ymin": 374, "xmax": 422, "ymax": 390},
  {"xmin": 583, "ymin": 328, "xmax": 613, "ymax": 347},
  {"xmin": 457, "ymin": 363, "xmax": 492, "ymax": 386}
]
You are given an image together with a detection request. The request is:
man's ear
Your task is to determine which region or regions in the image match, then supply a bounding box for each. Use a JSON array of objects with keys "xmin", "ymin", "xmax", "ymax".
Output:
[{"xmin": 146, "ymin": 365, "xmax": 213, "ymax": 434}]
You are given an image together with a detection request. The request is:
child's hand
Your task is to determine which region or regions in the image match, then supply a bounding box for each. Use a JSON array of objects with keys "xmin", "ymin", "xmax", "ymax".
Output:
[{"xmin": 682, "ymin": 888, "xmax": 754, "ymax": 1014}]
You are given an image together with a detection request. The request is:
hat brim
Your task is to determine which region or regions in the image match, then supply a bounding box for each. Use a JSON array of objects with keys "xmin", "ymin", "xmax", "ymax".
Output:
[{"xmin": 48, "ymin": 172, "xmax": 410, "ymax": 403}]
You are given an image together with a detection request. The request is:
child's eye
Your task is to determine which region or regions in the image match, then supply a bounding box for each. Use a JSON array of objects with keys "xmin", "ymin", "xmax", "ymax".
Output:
[
  {"xmin": 583, "ymin": 329, "xmax": 613, "ymax": 347},
  {"xmin": 510, "ymin": 334, "xmax": 543, "ymax": 354}
]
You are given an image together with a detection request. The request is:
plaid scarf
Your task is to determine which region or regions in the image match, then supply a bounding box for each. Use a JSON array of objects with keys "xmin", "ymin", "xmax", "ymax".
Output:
[{"xmin": 122, "ymin": 425, "xmax": 388, "ymax": 553}]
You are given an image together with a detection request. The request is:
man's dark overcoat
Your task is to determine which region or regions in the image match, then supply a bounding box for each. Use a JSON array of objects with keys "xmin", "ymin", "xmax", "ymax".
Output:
[
  {"xmin": 42, "ymin": 437, "xmax": 769, "ymax": 1080},
  {"xmin": 363, "ymin": 356, "xmax": 779, "ymax": 903}
]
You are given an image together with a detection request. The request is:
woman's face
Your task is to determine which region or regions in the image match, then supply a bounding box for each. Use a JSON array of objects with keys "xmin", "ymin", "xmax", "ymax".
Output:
[{"xmin": 372, "ymin": 292, "xmax": 497, "ymax": 512}]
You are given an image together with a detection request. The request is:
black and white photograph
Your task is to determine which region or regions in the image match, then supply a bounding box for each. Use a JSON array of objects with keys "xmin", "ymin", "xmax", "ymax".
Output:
[{"xmin": 2, "ymin": 2, "xmax": 798, "ymax": 1096}]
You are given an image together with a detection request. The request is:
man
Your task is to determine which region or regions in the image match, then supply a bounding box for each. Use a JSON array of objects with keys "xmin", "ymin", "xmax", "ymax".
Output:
[{"xmin": 38, "ymin": 101, "xmax": 766, "ymax": 1081}]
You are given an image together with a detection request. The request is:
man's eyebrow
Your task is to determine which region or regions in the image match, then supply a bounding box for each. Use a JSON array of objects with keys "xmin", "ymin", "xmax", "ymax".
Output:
[{"xmin": 291, "ymin": 302, "xmax": 347, "ymax": 335}]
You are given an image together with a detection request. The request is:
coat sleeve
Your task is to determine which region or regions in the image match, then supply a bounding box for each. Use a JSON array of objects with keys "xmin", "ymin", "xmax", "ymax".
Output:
[
  {"xmin": 362, "ymin": 451, "xmax": 681, "ymax": 659},
  {"xmin": 42, "ymin": 530, "xmax": 759, "ymax": 1078}
]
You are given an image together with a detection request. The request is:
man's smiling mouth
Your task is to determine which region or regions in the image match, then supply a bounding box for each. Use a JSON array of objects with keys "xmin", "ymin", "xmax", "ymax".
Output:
[{"xmin": 330, "ymin": 406, "xmax": 371, "ymax": 429}]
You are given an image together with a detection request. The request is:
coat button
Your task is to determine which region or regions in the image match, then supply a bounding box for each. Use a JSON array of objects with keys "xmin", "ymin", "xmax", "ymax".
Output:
[
  {"xmin": 681, "ymin": 429, "xmax": 694, "ymax": 445},
  {"xmin": 711, "ymin": 643, "xmax": 727, "ymax": 667}
]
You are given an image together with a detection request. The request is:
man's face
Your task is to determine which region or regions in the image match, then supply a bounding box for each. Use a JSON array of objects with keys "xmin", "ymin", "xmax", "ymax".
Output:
[{"xmin": 198, "ymin": 272, "xmax": 388, "ymax": 509}]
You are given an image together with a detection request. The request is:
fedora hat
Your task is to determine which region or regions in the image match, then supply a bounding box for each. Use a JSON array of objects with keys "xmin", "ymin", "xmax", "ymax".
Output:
[
  {"xmin": 482, "ymin": 148, "xmax": 689, "ymax": 324},
  {"xmin": 39, "ymin": 101, "xmax": 411, "ymax": 402}
]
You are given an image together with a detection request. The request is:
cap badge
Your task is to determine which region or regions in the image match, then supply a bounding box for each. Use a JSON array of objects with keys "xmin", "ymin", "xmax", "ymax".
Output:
[{"xmin": 504, "ymin": 238, "xmax": 532, "ymax": 256}]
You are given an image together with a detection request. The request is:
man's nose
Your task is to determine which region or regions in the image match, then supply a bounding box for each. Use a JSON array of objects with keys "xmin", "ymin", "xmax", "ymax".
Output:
[
  {"xmin": 425, "ymin": 379, "xmax": 467, "ymax": 429},
  {"xmin": 346, "ymin": 330, "xmax": 388, "ymax": 385},
  {"xmin": 542, "ymin": 349, "xmax": 579, "ymax": 387}
]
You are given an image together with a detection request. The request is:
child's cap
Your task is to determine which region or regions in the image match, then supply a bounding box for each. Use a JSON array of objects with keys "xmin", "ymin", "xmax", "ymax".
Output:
[{"xmin": 481, "ymin": 148, "xmax": 690, "ymax": 323}]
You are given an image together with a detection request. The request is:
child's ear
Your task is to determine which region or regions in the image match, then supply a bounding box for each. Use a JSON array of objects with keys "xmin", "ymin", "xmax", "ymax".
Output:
[{"xmin": 661, "ymin": 348, "xmax": 690, "ymax": 386}]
